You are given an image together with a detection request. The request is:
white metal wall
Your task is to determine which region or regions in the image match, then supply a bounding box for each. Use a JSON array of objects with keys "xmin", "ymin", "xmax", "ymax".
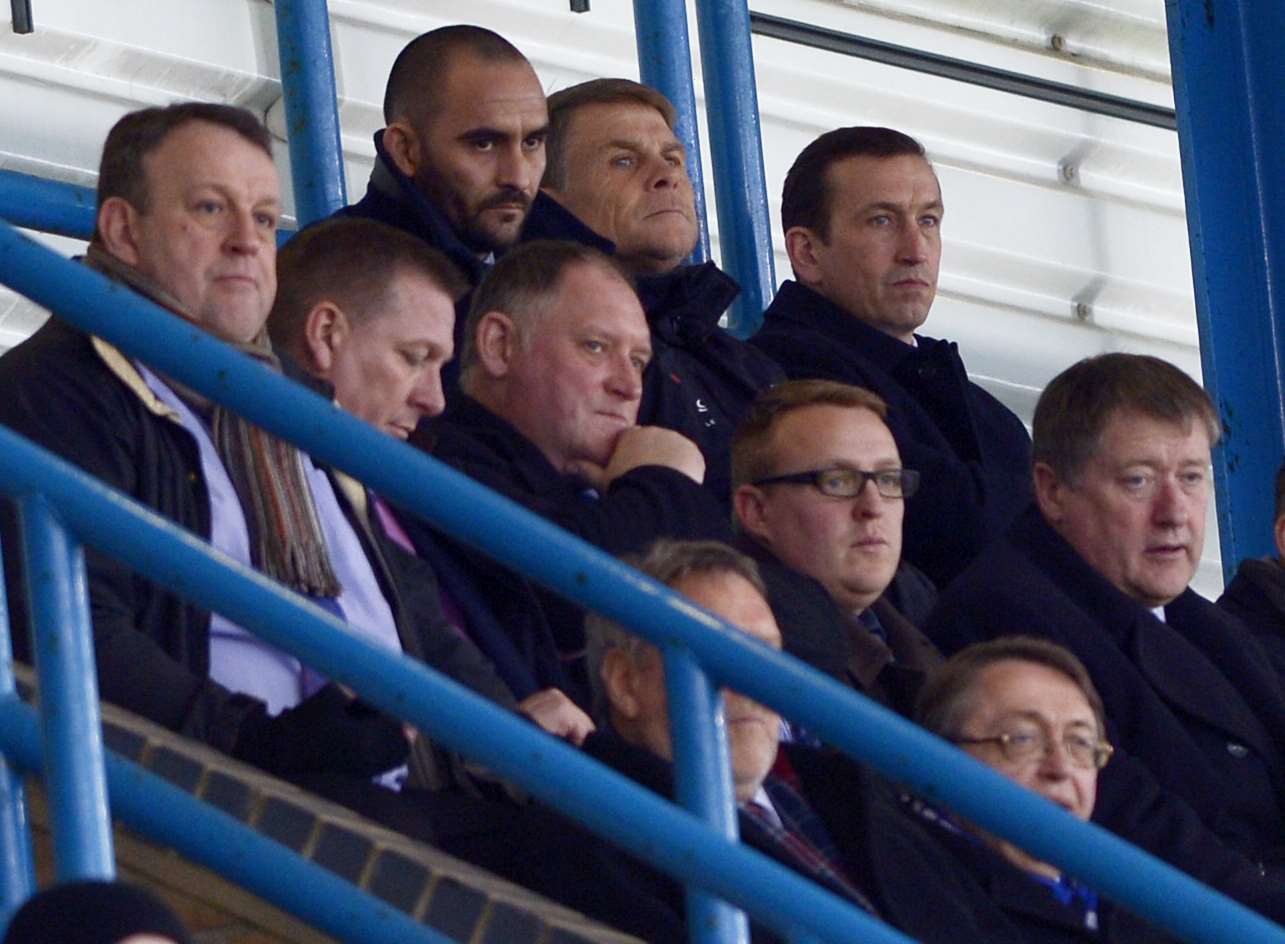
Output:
[{"xmin": 0, "ymin": 0, "xmax": 1221, "ymax": 592}]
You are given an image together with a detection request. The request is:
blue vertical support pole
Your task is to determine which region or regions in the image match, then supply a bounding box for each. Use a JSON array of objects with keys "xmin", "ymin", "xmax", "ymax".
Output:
[
  {"xmin": 0, "ymin": 532, "xmax": 35, "ymax": 929},
  {"xmin": 633, "ymin": 0, "xmax": 712, "ymax": 264},
  {"xmin": 19, "ymin": 496, "xmax": 114, "ymax": 880},
  {"xmin": 692, "ymin": 0, "xmax": 776, "ymax": 337},
  {"xmin": 274, "ymin": 0, "xmax": 348, "ymax": 226},
  {"xmin": 663, "ymin": 647, "xmax": 748, "ymax": 944},
  {"xmin": 1165, "ymin": 1, "xmax": 1285, "ymax": 577}
]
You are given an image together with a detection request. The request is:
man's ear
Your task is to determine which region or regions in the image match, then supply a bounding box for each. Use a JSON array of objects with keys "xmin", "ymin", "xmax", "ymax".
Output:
[
  {"xmin": 382, "ymin": 120, "xmax": 422, "ymax": 180},
  {"xmin": 784, "ymin": 225, "xmax": 823, "ymax": 286},
  {"xmin": 96, "ymin": 197, "xmax": 144, "ymax": 267},
  {"xmin": 1274, "ymin": 513, "xmax": 1285, "ymax": 561},
  {"xmin": 733, "ymin": 484, "xmax": 773, "ymax": 546},
  {"xmin": 473, "ymin": 310, "xmax": 520, "ymax": 379},
  {"xmin": 301, "ymin": 301, "xmax": 349, "ymax": 376},
  {"xmin": 600, "ymin": 649, "xmax": 639, "ymax": 721},
  {"xmin": 1033, "ymin": 462, "xmax": 1066, "ymax": 527}
]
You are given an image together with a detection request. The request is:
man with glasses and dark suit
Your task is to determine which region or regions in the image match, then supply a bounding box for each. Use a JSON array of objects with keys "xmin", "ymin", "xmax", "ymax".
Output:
[{"xmin": 730, "ymin": 379, "xmax": 943, "ymax": 717}]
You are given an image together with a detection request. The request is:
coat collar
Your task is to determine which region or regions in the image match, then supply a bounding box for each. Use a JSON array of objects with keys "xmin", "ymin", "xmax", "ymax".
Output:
[{"xmin": 361, "ymin": 130, "xmax": 489, "ymax": 283}]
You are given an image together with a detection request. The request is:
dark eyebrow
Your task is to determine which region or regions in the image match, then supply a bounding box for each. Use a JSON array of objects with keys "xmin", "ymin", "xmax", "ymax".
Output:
[{"xmin": 860, "ymin": 199, "xmax": 945, "ymax": 215}]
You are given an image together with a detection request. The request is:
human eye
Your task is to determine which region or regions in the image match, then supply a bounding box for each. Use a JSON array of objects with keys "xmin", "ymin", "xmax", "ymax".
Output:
[
  {"xmin": 254, "ymin": 210, "xmax": 278, "ymax": 230},
  {"xmin": 582, "ymin": 338, "xmax": 606, "ymax": 354},
  {"xmin": 867, "ymin": 213, "xmax": 892, "ymax": 228},
  {"xmin": 816, "ymin": 468, "xmax": 858, "ymax": 496},
  {"xmin": 630, "ymin": 353, "xmax": 649, "ymax": 372},
  {"xmin": 1118, "ymin": 471, "xmax": 1155, "ymax": 496},
  {"xmin": 193, "ymin": 197, "xmax": 223, "ymax": 215},
  {"xmin": 610, "ymin": 153, "xmax": 637, "ymax": 169},
  {"xmin": 523, "ymin": 132, "xmax": 546, "ymax": 151},
  {"xmin": 1178, "ymin": 467, "xmax": 1209, "ymax": 491},
  {"xmin": 1001, "ymin": 728, "xmax": 1042, "ymax": 758},
  {"xmin": 874, "ymin": 470, "xmax": 905, "ymax": 494},
  {"xmin": 919, "ymin": 213, "xmax": 941, "ymax": 228}
]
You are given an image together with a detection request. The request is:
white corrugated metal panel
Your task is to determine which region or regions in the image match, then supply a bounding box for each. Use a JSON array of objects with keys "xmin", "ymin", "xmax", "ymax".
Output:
[{"xmin": 0, "ymin": 0, "xmax": 1223, "ymax": 592}]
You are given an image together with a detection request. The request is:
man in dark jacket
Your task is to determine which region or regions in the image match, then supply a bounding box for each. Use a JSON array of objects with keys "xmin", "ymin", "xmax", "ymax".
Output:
[
  {"xmin": 926, "ymin": 353, "xmax": 1285, "ymax": 915},
  {"xmin": 730, "ymin": 379, "xmax": 942, "ymax": 716},
  {"xmin": 412, "ymin": 239, "xmax": 728, "ymax": 706},
  {"xmin": 1218, "ymin": 460, "xmax": 1285, "ymax": 681},
  {"xmin": 524, "ymin": 78, "xmax": 784, "ymax": 504},
  {"xmin": 750, "ymin": 126, "xmax": 1031, "ymax": 588},
  {"xmin": 268, "ymin": 216, "xmax": 593, "ymax": 744},
  {"xmin": 451, "ymin": 539, "xmax": 1025, "ymax": 943},
  {"xmin": 0, "ymin": 103, "xmax": 521, "ymax": 841},
  {"xmin": 332, "ymin": 25, "xmax": 547, "ymax": 395}
]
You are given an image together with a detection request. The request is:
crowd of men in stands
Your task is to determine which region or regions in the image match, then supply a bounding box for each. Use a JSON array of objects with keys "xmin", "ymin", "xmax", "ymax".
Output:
[{"xmin": 4, "ymin": 21, "xmax": 1285, "ymax": 944}]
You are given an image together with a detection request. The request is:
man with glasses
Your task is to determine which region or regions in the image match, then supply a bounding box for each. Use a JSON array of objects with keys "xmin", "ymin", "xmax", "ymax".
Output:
[
  {"xmin": 731, "ymin": 380, "xmax": 943, "ymax": 715},
  {"xmin": 913, "ymin": 638, "xmax": 1180, "ymax": 941},
  {"xmin": 927, "ymin": 353, "xmax": 1285, "ymax": 897}
]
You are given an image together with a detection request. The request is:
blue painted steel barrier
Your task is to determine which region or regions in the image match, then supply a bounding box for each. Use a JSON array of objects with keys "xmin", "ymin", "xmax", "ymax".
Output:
[
  {"xmin": 0, "ymin": 533, "xmax": 34, "ymax": 932},
  {"xmin": 0, "ymin": 700, "xmax": 452, "ymax": 944},
  {"xmin": 633, "ymin": 0, "xmax": 712, "ymax": 264},
  {"xmin": 664, "ymin": 646, "xmax": 748, "ymax": 944},
  {"xmin": 274, "ymin": 0, "xmax": 348, "ymax": 225},
  {"xmin": 18, "ymin": 496, "xmax": 114, "ymax": 881},
  {"xmin": 692, "ymin": 0, "xmax": 777, "ymax": 336},
  {"xmin": 1165, "ymin": 2, "xmax": 1285, "ymax": 579},
  {"xmin": 0, "ymin": 170, "xmax": 97, "ymax": 242},
  {"xmin": 0, "ymin": 423, "xmax": 909, "ymax": 944},
  {"xmin": 2, "ymin": 223, "xmax": 1284, "ymax": 943}
]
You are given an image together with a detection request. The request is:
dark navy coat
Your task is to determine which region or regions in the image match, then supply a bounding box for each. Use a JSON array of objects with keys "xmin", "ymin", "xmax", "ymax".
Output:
[{"xmin": 751, "ymin": 279, "xmax": 1031, "ymax": 588}]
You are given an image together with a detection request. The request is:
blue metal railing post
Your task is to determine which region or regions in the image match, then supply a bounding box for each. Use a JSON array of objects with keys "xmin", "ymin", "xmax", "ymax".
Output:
[
  {"xmin": 663, "ymin": 646, "xmax": 748, "ymax": 944},
  {"xmin": 0, "ymin": 532, "xmax": 35, "ymax": 930},
  {"xmin": 1165, "ymin": 1, "xmax": 1285, "ymax": 578},
  {"xmin": 18, "ymin": 496, "xmax": 113, "ymax": 880},
  {"xmin": 273, "ymin": 0, "xmax": 347, "ymax": 226},
  {"xmin": 633, "ymin": 0, "xmax": 712, "ymax": 264},
  {"xmin": 692, "ymin": 0, "xmax": 776, "ymax": 336}
]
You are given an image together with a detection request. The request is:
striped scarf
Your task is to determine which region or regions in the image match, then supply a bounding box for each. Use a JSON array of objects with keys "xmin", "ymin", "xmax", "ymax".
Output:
[{"xmin": 84, "ymin": 246, "xmax": 341, "ymax": 597}]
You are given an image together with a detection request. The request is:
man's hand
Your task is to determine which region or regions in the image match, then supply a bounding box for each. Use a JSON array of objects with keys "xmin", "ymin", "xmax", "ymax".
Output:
[
  {"xmin": 570, "ymin": 426, "xmax": 706, "ymax": 489},
  {"xmin": 518, "ymin": 688, "xmax": 596, "ymax": 745},
  {"xmin": 232, "ymin": 683, "xmax": 411, "ymax": 778}
]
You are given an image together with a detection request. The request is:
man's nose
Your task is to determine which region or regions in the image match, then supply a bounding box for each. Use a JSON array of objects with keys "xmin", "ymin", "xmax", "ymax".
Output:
[
  {"xmin": 896, "ymin": 223, "xmax": 930, "ymax": 265},
  {"xmin": 409, "ymin": 369, "xmax": 447, "ymax": 420},
  {"xmin": 225, "ymin": 208, "xmax": 262, "ymax": 253},
  {"xmin": 1152, "ymin": 477, "xmax": 1190, "ymax": 527},
  {"xmin": 497, "ymin": 142, "xmax": 537, "ymax": 193},
  {"xmin": 851, "ymin": 476, "xmax": 886, "ymax": 518},
  {"xmin": 606, "ymin": 356, "xmax": 643, "ymax": 401}
]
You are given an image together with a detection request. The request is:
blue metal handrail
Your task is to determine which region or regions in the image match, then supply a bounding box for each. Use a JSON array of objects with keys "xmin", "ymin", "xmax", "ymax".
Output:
[
  {"xmin": 0, "ymin": 406, "xmax": 905, "ymax": 944},
  {"xmin": 2, "ymin": 221, "xmax": 1283, "ymax": 943}
]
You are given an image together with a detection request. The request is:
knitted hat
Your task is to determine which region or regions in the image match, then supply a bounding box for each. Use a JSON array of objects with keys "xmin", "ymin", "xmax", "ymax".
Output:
[{"xmin": 2, "ymin": 881, "xmax": 192, "ymax": 944}]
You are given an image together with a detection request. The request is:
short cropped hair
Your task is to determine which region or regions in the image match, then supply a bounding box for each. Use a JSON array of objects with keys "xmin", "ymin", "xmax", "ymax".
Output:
[
  {"xmin": 458, "ymin": 239, "xmax": 632, "ymax": 385},
  {"xmin": 268, "ymin": 217, "xmax": 467, "ymax": 354},
  {"xmin": 383, "ymin": 25, "xmax": 527, "ymax": 125},
  {"xmin": 731, "ymin": 379, "xmax": 890, "ymax": 490},
  {"xmin": 1032, "ymin": 353, "xmax": 1221, "ymax": 483},
  {"xmin": 543, "ymin": 78, "xmax": 678, "ymax": 192},
  {"xmin": 95, "ymin": 102, "xmax": 271, "ymax": 240},
  {"xmin": 781, "ymin": 126, "xmax": 926, "ymax": 239},
  {"xmin": 915, "ymin": 636, "xmax": 1107, "ymax": 742},
  {"xmin": 585, "ymin": 539, "xmax": 768, "ymax": 717}
]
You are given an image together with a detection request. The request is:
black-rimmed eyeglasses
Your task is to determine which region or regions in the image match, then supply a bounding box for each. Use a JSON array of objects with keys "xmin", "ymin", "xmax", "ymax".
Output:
[
  {"xmin": 953, "ymin": 730, "xmax": 1114, "ymax": 770},
  {"xmin": 751, "ymin": 467, "xmax": 920, "ymax": 499}
]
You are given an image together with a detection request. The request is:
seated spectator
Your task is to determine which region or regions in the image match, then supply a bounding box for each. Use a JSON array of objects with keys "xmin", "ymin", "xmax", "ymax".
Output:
[
  {"xmin": 1217, "ymin": 460, "xmax": 1285, "ymax": 680},
  {"xmin": 334, "ymin": 25, "xmax": 547, "ymax": 395},
  {"xmin": 927, "ymin": 353, "xmax": 1285, "ymax": 903},
  {"xmin": 268, "ymin": 216, "xmax": 592, "ymax": 744},
  {"xmin": 524, "ymin": 78, "xmax": 783, "ymax": 503},
  {"xmin": 2, "ymin": 881, "xmax": 191, "ymax": 944},
  {"xmin": 750, "ymin": 127, "xmax": 1031, "ymax": 589},
  {"xmin": 409, "ymin": 240, "xmax": 728, "ymax": 704},
  {"xmin": 731, "ymin": 379, "xmax": 942, "ymax": 715},
  {"xmin": 0, "ymin": 103, "xmax": 517, "ymax": 843},
  {"xmin": 915, "ymin": 637, "xmax": 1175, "ymax": 942},
  {"xmin": 453, "ymin": 539, "xmax": 1026, "ymax": 943}
]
